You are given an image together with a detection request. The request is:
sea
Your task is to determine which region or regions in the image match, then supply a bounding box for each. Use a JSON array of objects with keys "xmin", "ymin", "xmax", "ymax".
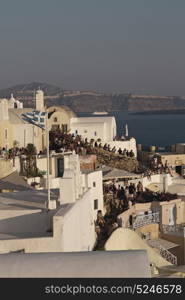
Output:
[{"xmin": 77, "ymin": 111, "xmax": 185, "ymax": 147}]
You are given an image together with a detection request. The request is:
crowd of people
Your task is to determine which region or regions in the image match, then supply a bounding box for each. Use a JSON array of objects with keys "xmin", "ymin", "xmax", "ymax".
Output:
[
  {"xmin": 50, "ymin": 132, "xmax": 96, "ymax": 155},
  {"xmin": 0, "ymin": 147, "xmax": 27, "ymax": 159},
  {"xmin": 95, "ymin": 176, "xmax": 178, "ymax": 248},
  {"xmin": 95, "ymin": 142, "xmax": 135, "ymax": 157},
  {"xmin": 0, "ymin": 132, "xmax": 136, "ymax": 165},
  {"xmin": 145, "ymin": 157, "xmax": 174, "ymax": 178},
  {"xmin": 95, "ymin": 210, "xmax": 119, "ymax": 249},
  {"xmin": 49, "ymin": 131, "xmax": 135, "ymax": 158},
  {"xmin": 95, "ymin": 181, "xmax": 144, "ymax": 248},
  {"xmin": 103, "ymin": 181, "xmax": 144, "ymax": 216}
]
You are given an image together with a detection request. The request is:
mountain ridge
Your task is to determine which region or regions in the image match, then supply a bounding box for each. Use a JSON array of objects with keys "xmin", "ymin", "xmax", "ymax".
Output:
[{"xmin": 1, "ymin": 82, "xmax": 185, "ymax": 113}]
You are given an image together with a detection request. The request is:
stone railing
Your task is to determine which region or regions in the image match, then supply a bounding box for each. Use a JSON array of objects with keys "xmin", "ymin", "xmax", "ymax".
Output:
[
  {"xmin": 159, "ymin": 246, "xmax": 177, "ymax": 265},
  {"xmin": 147, "ymin": 239, "xmax": 178, "ymax": 265},
  {"xmin": 133, "ymin": 212, "xmax": 160, "ymax": 229},
  {"xmin": 161, "ymin": 224, "xmax": 185, "ymax": 234}
]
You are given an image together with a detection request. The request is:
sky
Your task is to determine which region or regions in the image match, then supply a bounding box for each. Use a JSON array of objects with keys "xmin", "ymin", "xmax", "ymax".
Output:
[{"xmin": 1, "ymin": 0, "xmax": 185, "ymax": 95}]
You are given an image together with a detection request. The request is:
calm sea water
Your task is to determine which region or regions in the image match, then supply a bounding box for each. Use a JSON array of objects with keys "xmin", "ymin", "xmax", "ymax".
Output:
[{"xmin": 77, "ymin": 111, "xmax": 185, "ymax": 147}]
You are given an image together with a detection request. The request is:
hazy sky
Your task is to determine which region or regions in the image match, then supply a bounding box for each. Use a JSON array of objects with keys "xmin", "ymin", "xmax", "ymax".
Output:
[{"xmin": 1, "ymin": 0, "xmax": 185, "ymax": 95}]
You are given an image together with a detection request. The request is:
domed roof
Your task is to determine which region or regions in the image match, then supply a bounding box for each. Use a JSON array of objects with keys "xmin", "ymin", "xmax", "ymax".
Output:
[{"xmin": 47, "ymin": 105, "xmax": 76, "ymax": 118}]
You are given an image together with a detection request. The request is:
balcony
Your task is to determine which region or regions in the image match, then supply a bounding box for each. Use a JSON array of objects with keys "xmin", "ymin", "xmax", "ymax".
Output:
[{"xmin": 133, "ymin": 212, "xmax": 160, "ymax": 229}]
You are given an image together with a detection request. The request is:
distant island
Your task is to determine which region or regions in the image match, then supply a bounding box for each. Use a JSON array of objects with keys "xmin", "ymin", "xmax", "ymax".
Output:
[
  {"xmin": 92, "ymin": 111, "xmax": 108, "ymax": 115},
  {"xmin": 1, "ymin": 82, "xmax": 185, "ymax": 113},
  {"xmin": 132, "ymin": 109, "xmax": 185, "ymax": 115}
]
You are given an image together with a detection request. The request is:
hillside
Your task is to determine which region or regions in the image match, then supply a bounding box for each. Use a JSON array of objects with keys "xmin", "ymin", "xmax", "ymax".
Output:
[
  {"xmin": 1, "ymin": 82, "xmax": 185, "ymax": 112},
  {"xmin": 0, "ymin": 82, "xmax": 64, "ymax": 108}
]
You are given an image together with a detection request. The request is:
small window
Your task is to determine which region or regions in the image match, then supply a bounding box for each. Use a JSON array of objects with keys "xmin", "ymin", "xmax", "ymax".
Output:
[
  {"xmin": 94, "ymin": 131, "xmax": 97, "ymax": 136},
  {"xmin": 94, "ymin": 199, "xmax": 98, "ymax": 210},
  {"xmin": 84, "ymin": 130, "xmax": 87, "ymax": 133},
  {"xmin": 5, "ymin": 129, "xmax": 8, "ymax": 140},
  {"xmin": 93, "ymin": 182, "xmax": 96, "ymax": 187},
  {"xmin": 62, "ymin": 124, "xmax": 68, "ymax": 133},
  {"xmin": 75, "ymin": 130, "xmax": 78, "ymax": 134},
  {"xmin": 54, "ymin": 117, "xmax": 58, "ymax": 122}
]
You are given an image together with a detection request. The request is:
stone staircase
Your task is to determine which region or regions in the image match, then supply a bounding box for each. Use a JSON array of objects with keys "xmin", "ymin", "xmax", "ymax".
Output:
[{"xmin": 147, "ymin": 239, "xmax": 178, "ymax": 265}]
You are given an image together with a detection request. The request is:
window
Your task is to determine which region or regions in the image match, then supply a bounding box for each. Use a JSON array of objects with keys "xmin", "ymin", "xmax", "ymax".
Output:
[
  {"xmin": 94, "ymin": 131, "xmax": 97, "ymax": 136},
  {"xmin": 94, "ymin": 199, "xmax": 98, "ymax": 210},
  {"xmin": 84, "ymin": 130, "xmax": 87, "ymax": 133},
  {"xmin": 75, "ymin": 130, "xmax": 78, "ymax": 134},
  {"xmin": 54, "ymin": 117, "xmax": 58, "ymax": 122},
  {"xmin": 62, "ymin": 124, "xmax": 68, "ymax": 133},
  {"xmin": 93, "ymin": 182, "xmax": 96, "ymax": 187},
  {"xmin": 5, "ymin": 129, "xmax": 8, "ymax": 140}
]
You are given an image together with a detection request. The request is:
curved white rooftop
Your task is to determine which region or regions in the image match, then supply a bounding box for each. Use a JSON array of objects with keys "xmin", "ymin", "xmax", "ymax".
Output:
[{"xmin": 105, "ymin": 228, "xmax": 171, "ymax": 268}]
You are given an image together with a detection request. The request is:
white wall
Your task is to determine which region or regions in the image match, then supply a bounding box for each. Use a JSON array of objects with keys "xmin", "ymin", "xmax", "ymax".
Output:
[
  {"xmin": 36, "ymin": 156, "xmax": 57, "ymax": 177},
  {"xmin": 108, "ymin": 138, "xmax": 137, "ymax": 157},
  {"xmin": 0, "ymin": 153, "xmax": 103, "ymax": 253},
  {"xmin": 70, "ymin": 119, "xmax": 106, "ymax": 141},
  {"xmin": 86, "ymin": 170, "xmax": 104, "ymax": 220},
  {"xmin": 70, "ymin": 117, "xmax": 116, "ymax": 142},
  {"xmin": 0, "ymin": 190, "xmax": 96, "ymax": 253},
  {"xmin": 58, "ymin": 189, "xmax": 96, "ymax": 252},
  {"xmin": 13, "ymin": 123, "xmax": 43, "ymax": 151},
  {"xmin": 116, "ymin": 174, "xmax": 173, "ymax": 191},
  {"xmin": 36, "ymin": 89, "xmax": 44, "ymax": 111},
  {"xmin": 0, "ymin": 209, "xmax": 54, "ymax": 234},
  {"xmin": 0, "ymin": 99, "xmax": 9, "ymax": 121}
]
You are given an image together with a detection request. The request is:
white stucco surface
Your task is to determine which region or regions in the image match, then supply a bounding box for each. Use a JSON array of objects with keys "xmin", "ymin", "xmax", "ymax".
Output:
[
  {"xmin": 85, "ymin": 170, "xmax": 104, "ymax": 219},
  {"xmin": 0, "ymin": 251, "xmax": 151, "ymax": 278},
  {"xmin": 108, "ymin": 138, "xmax": 137, "ymax": 156},
  {"xmin": 56, "ymin": 189, "xmax": 96, "ymax": 252},
  {"xmin": 70, "ymin": 116, "xmax": 116, "ymax": 142},
  {"xmin": 115, "ymin": 174, "xmax": 173, "ymax": 192},
  {"xmin": 0, "ymin": 154, "xmax": 104, "ymax": 254}
]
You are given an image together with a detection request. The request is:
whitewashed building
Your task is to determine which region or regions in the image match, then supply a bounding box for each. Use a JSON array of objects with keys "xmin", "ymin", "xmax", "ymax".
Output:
[
  {"xmin": 8, "ymin": 94, "xmax": 23, "ymax": 109},
  {"xmin": 70, "ymin": 116, "xmax": 117, "ymax": 142},
  {"xmin": 0, "ymin": 153, "xmax": 104, "ymax": 253},
  {"xmin": 0, "ymin": 88, "xmax": 137, "ymax": 155}
]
